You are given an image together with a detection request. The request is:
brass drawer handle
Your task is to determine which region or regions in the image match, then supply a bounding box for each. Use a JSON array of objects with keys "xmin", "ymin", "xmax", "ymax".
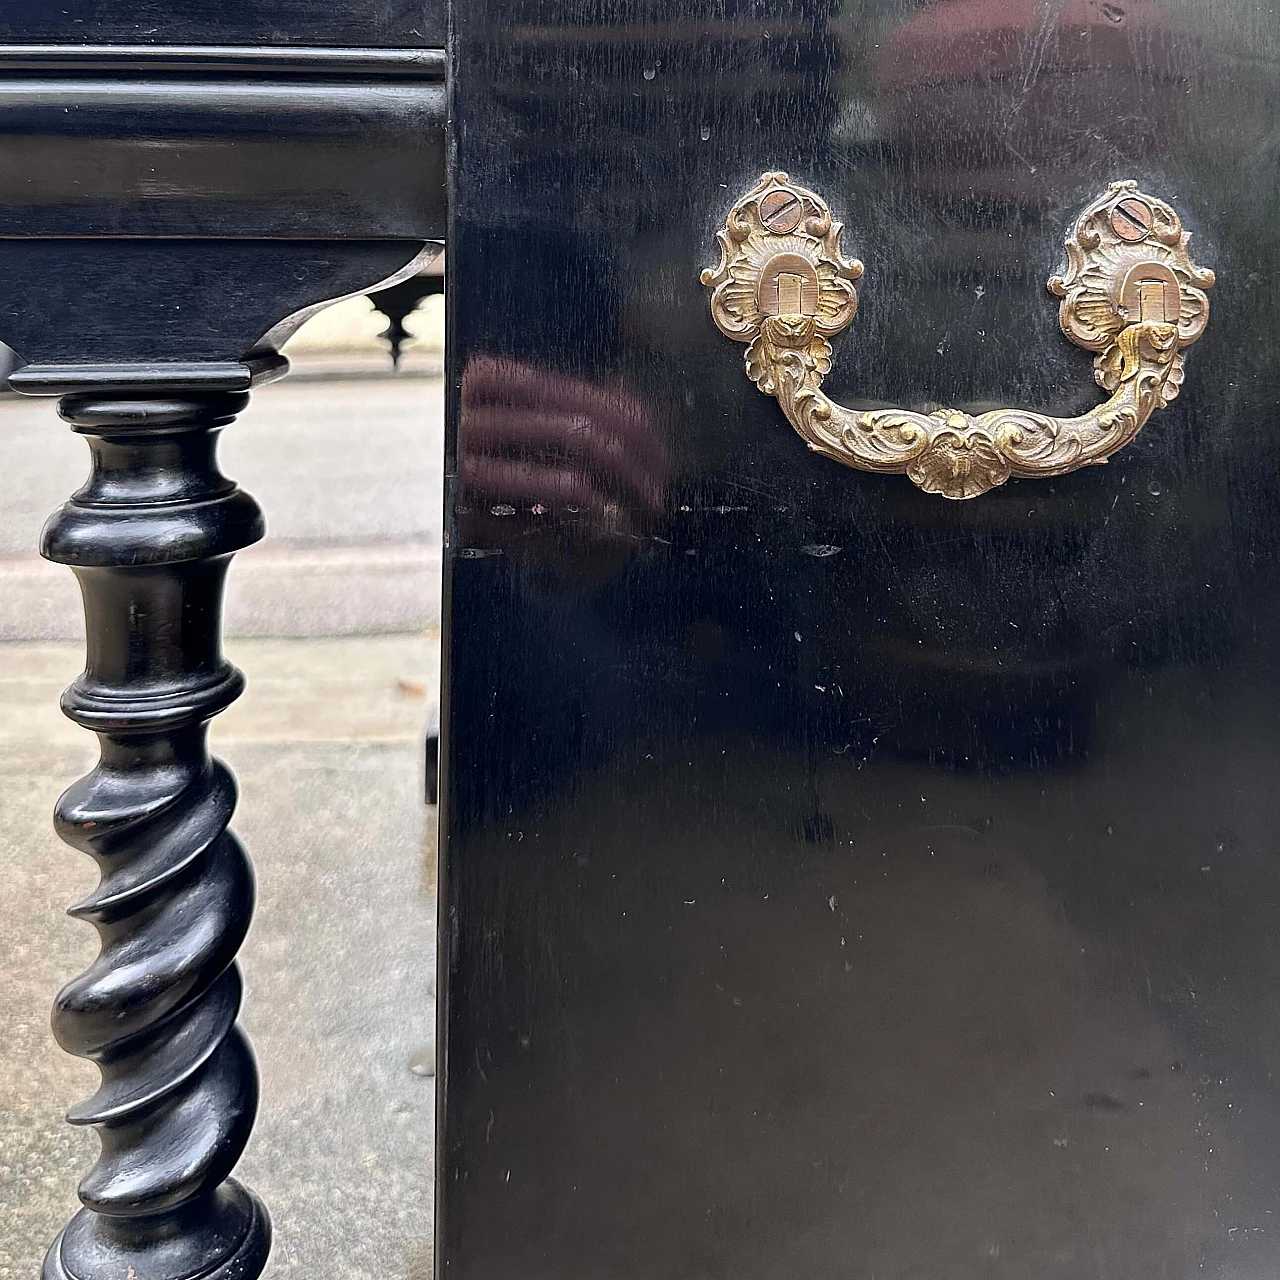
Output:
[{"xmin": 701, "ymin": 174, "xmax": 1215, "ymax": 500}]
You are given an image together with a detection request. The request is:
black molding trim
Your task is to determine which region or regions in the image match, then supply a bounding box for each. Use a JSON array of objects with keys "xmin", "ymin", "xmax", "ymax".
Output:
[
  {"xmin": 9, "ymin": 355, "xmax": 287, "ymax": 396},
  {"xmin": 0, "ymin": 44, "xmax": 445, "ymax": 79},
  {"xmin": 0, "ymin": 47, "xmax": 446, "ymax": 239},
  {"xmin": 0, "ymin": 1, "xmax": 444, "ymax": 50}
]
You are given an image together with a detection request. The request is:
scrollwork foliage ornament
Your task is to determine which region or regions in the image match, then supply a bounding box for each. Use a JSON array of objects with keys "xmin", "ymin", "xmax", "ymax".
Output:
[{"xmin": 702, "ymin": 174, "xmax": 1214, "ymax": 500}]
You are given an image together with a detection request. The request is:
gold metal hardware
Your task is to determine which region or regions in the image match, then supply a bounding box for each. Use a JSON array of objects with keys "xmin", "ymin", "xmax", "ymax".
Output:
[{"xmin": 701, "ymin": 174, "xmax": 1215, "ymax": 500}]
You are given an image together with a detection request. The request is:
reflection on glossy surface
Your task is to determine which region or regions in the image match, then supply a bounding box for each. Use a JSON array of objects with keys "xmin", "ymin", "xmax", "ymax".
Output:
[
  {"xmin": 459, "ymin": 355, "xmax": 668, "ymax": 549},
  {"xmin": 444, "ymin": 1, "xmax": 1280, "ymax": 1276}
]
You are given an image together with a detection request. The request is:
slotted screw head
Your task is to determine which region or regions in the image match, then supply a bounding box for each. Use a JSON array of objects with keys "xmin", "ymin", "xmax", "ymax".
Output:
[
  {"xmin": 760, "ymin": 189, "xmax": 803, "ymax": 234},
  {"xmin": 1112, "ymin": 197, "xmax": 1153, "ymax": 242}
]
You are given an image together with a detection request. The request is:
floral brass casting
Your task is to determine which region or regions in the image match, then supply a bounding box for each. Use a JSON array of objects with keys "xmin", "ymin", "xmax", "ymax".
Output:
[{"xmin": 701, "ymin": 173, "xmax": 1215, "ymax": 500}]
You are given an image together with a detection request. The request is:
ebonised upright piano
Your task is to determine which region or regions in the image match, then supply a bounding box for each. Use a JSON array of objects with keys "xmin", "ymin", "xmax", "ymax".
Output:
[{"xmin": 10, "ymin": 2, "xmax": 1280, "ymax": 1278}]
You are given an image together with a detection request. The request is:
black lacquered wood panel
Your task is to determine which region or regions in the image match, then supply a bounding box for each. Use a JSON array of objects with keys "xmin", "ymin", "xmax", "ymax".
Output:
[{"xmin": 442, "ymin": 2, "xmax": 1280, "ymax": 1276}]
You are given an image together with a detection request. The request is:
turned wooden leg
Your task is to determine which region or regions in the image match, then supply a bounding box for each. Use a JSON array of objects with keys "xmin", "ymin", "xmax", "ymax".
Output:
[{"xmin": 35, "ymin": 373, "xmax": 272, "ymax": 1280}]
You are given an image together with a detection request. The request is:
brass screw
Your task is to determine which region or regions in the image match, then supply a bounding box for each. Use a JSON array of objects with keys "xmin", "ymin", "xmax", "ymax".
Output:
[
  {"xmin": 1112, "ymin": 197, "xmax": 1153, "ymax": 242},
  {"xmin": 760, "ymin": 189, "xmax": 803, "ymax": 234}
]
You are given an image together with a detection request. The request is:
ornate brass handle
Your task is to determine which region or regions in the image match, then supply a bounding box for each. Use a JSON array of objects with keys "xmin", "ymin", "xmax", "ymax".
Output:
[{"xmin": 701, "ymin": 174, "xmax": 1215, "ymax": 500}]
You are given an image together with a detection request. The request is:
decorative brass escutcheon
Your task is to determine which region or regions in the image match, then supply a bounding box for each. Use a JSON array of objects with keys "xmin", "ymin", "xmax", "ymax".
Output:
[{"xmin": 701, "ymin": 173, "xmax": 1215, "ymax": 499}]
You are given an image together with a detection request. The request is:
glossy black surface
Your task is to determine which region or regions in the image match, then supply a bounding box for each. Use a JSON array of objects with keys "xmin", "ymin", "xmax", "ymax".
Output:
[
  {"xmin": 0, "ymin": 1, "xmax": 444, "ymax": 49},
  {"xmin": 39, "ymin": 384, "xmax": 273, "ymax": 1280},
  {"xmin": 442, "ymin": 2, "xmax": 1280, "ymax": 1276},
  {"xmin": 0, "ymin": 50, "xmax": 445, "ymax": 239}
]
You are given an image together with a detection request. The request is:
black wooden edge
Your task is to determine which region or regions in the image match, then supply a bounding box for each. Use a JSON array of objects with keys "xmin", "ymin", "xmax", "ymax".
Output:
[
  {"xmin": 0, "ymin": 44, "xmax": 445, "ymax": 79},
  {"xmin": 9, "ymin": 354, "xmax": 288, "ymax": 396}
]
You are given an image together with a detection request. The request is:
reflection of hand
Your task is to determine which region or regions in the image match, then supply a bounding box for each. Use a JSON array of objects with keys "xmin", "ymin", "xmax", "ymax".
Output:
[{"xmin": 460, "ymin": 355, "xmax": 668, "ymax": 547}]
